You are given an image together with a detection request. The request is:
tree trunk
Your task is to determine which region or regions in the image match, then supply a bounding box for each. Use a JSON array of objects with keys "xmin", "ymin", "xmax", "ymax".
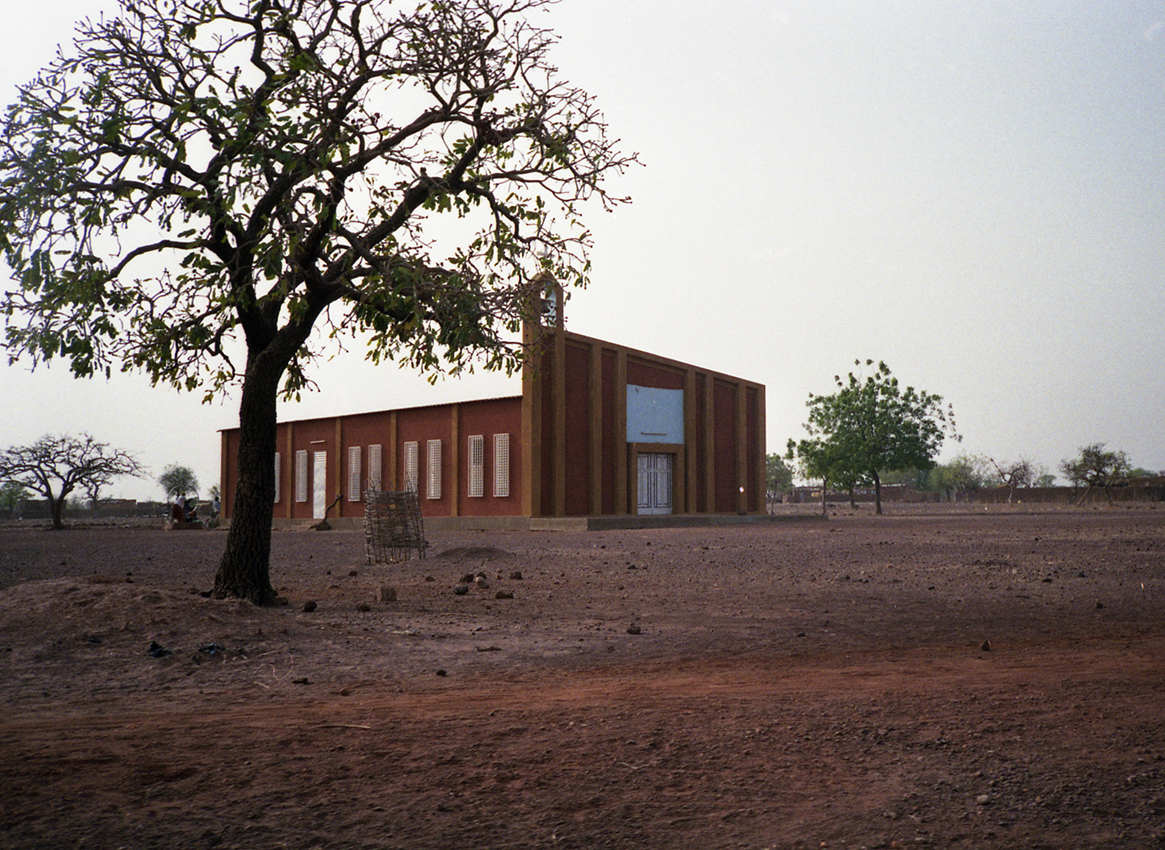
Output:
[
  {"xmin": 873, "ymin": 471, "xmax": 883, "ymax": 515},
  {"xmin": 213, "ymin": 350, "xmax": 284, "ymax": 605},
  {"xmin": 48, "ymin": 494, "xmax": 65, "ymax": 530}
]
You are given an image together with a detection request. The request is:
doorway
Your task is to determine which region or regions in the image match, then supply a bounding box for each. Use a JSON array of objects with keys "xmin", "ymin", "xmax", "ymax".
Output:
[{"xmin": 637, "ymin": 453, "xmax": 674, "ymax": 515}]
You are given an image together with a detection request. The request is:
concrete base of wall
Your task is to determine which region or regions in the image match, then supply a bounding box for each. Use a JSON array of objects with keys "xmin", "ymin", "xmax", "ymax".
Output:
[{"xmin": 249, "ymin": 513, "xmax": 826, "ymax": 533}]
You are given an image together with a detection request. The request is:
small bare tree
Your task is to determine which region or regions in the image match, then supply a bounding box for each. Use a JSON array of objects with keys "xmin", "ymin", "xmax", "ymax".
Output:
[{"xmin": 989, "ymin": 458, "xmax": 1034, "ymax": 505}]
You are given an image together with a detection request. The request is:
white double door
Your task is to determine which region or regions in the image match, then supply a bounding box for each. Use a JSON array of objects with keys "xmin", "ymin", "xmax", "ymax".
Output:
[{"xmin": 637, "ymin": 453, "xmax": 674, "ymax": 515}]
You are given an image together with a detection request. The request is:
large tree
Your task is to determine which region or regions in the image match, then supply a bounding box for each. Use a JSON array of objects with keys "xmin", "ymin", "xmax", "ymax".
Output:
[
  {"xmin": 1060, "ymin": 443, "xmax": 1131, "ymax": 506},
  {"xmin": 0, "ymin": 434, "xmax": 146, "ymax": 529},
  {"xmin": 793, "ymin": 360, "xmax": 958, "ymax": 514},
  {"xmin": 0, "ymin": 0, "xmax": 636, "ymax": 601}
]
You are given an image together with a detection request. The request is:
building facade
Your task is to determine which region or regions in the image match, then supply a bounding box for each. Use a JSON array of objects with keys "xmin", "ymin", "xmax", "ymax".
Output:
[{"xmin": 219, "ymin": 296, "xmax": 765, "ymax": 525}]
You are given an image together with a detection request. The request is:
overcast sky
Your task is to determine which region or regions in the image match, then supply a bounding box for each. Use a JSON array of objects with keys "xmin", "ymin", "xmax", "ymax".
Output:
[{"xmin": 2, "ymin": 0, "xmax": 1164, "ymax": 501}]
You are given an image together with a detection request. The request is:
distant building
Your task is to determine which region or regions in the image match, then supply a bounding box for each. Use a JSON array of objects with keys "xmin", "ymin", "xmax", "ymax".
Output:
[{"xmin": 219, "ymin": 282, "xmax": 765, "ymax": 527}]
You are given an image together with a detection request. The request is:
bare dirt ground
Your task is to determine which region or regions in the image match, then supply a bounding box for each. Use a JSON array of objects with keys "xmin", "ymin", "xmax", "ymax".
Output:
[{"xmin": 0, "ymin": 504, "xmax": 1162, "ymax": 850}]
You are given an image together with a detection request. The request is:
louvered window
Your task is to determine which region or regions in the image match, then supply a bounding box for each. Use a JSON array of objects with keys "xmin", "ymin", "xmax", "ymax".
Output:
[
  {"xmin": 426, "ymin": 439, "xmax": 442, "ymax": 500},
  {"xmin": 368, "ymin": 444, "xmax": 383, "ymax": 492},
  {"xmin": 295, "ymin": 450, "xmax": 309, "ymax": 502},
  {"xmin": 468, "ymin": 435, "xmax": 485, "ymax": 497},
  {"xmin": 274, "ymin": 452, "xmax": 281, "ymax": 503},
  {"xmin": 347, "ymin": 445, "xmax": 362, "ymax": 501},
  {"xmin": 493, "ymin": 433, "xmax": 510, "ymax": 497},
  {"xmin": 404, "ymin": 441, "xmax": 419, "ymax": 493}
]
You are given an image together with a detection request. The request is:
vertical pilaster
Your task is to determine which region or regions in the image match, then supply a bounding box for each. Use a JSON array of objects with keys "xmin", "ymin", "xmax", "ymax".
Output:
[
  {"xmin": 553, "ymin": 328, "xmax": 566, "ymax": 517},
  {"xmin": 736, "ymin": 382, "xmax": 748, "ymax": 513},
  {"xmin": 335, "ymin": 418, "xmax": 343, "ymax": 516},
  {"xmin": 755, "ymin": 385, "xmax": 766, "ymax": 513},
  {"xmin": 684, "ymin": 368, "xmax": 697, "ymax": 515},
  {"xmin": 703, "ymin": 373, "xmax": 715, "ymax": 513},
  {"xmin": 521, "ymin": 322, "xmax": 543, "ymax": 517},
  {"xmin": 387, "ymin": 411, "xmax": 398, "ymax": 491},
  {"xmin": 614, "ymin": 348, "xmax": 628, "ymax": 514},
  {"xmin": 450, "ymin": 404, "xmax": 460, "ymax": 517},
  {"xmin": 285, "ymin": 422, "xmax": 295, "ymax": 519},
  {"xmin": 589, "ymin": 343, "xmax": 603, "ymax": 514}
]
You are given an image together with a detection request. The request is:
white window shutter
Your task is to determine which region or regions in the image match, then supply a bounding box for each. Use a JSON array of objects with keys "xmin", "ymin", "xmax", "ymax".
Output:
[
  {"xmin": 493, "ymin": 433, "xmax": 510, "ymax": 497},
  {"xmin": 274, "ymin": 452, "xmax": 281, "ymax": 503},
  {"xmin": 404, "ymin": 441, "xmax": 419, "ymax": 493},
  {"xmin": 368, "ymin": 444, "xmax": 383, "ymax": 492},
  {"xmin": 295, "ymin": 450, "xmax": 308, "ymax": 502},
  {"xmin": 426, "ymin": 439, "xmax": 442, "ymax": 500},
  {"xmin": 347, "ymin": 445, "xmax": 362, "ymax": 501},
  {"xmin": 468, "ymin": 435, "xmax": 484, "ymax": 498}
]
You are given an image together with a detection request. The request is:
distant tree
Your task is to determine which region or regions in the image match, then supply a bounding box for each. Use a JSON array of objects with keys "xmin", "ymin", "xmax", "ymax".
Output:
[
  {"xmin": 930, "ymin": 453, "xmax": 987, "ymax": 502},
  {"xmin": 0, "ymin": 481, "xmax": 30, "ymax": 518},
  {"xmin": 1032, "ymin": 471, "xmax": 1057, "ymax": 488},
  {"xmin": 787, "ymin": 436, "xmax": 866, "ymax": 513},
  {"xmin": 989, "ymin": 458, "xmax": 1034, "ymax": 505},
  {"xmin": 0, "ymin": 434, "xmax": 146, "ymax": 529},
  {"xmin": 1060, "ymin": 443, "xmax": 1131, "ymax": 505},
  {"xmin": 0, "ymin": 0, "xmax": 635, "ymax": 602},
  {"xmin": 158, "ymin": 465, "xmax": 200, "ymax": 501},
  {"xmin": 792, "ymin": 361, "xmax": 958, "ymax": 514},
  {"xmin": 765, "ymin": 454, "xmax": 795, "ymax": 500},
  {"xmin": 1128, "ymin": 467, "xmax": 1164, "ymax": 480}
]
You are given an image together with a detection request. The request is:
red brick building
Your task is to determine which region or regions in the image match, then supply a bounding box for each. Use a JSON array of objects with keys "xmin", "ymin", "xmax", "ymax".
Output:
[{"xmin": 219, "ymin": 289, "xmax": 765, "ymax": 528}]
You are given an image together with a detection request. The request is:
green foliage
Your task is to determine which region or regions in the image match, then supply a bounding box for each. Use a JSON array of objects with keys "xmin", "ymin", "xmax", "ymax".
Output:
[
  {"xmin": 790, "ymin": 360, "xmax": 957, "ymax": 514},
  {"xmin": 0, "ymin": 0, "xmax": 637, "ymax": 397},
  {"xmin": 0, "ymin": 434, "xmax": 145, "ymax": 528},
  {"xmin": 158, "ymin": 464, "xmax": 200, "ymax": 499},
  {"xmin": 930, "ymin": 453, "xmax": 988, "ymax": 499},
  {"xmin": 1059, "ymin": 444, "xmax": 1131, "ymax": 487},
  {"xmin": 765, "ymin": 453, "xmax": 794, "ymax": 497},
  {"xmin": 1059, "ymin": 443, "xmax": 1131, "ymax": 504},
  {"xmin": 0, "ymin": 481, "xmax": 30, "ymax": 516},
  {"xmin": 1127, "ymin": 467, "xmax": 1163, "ymax": 480}
]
